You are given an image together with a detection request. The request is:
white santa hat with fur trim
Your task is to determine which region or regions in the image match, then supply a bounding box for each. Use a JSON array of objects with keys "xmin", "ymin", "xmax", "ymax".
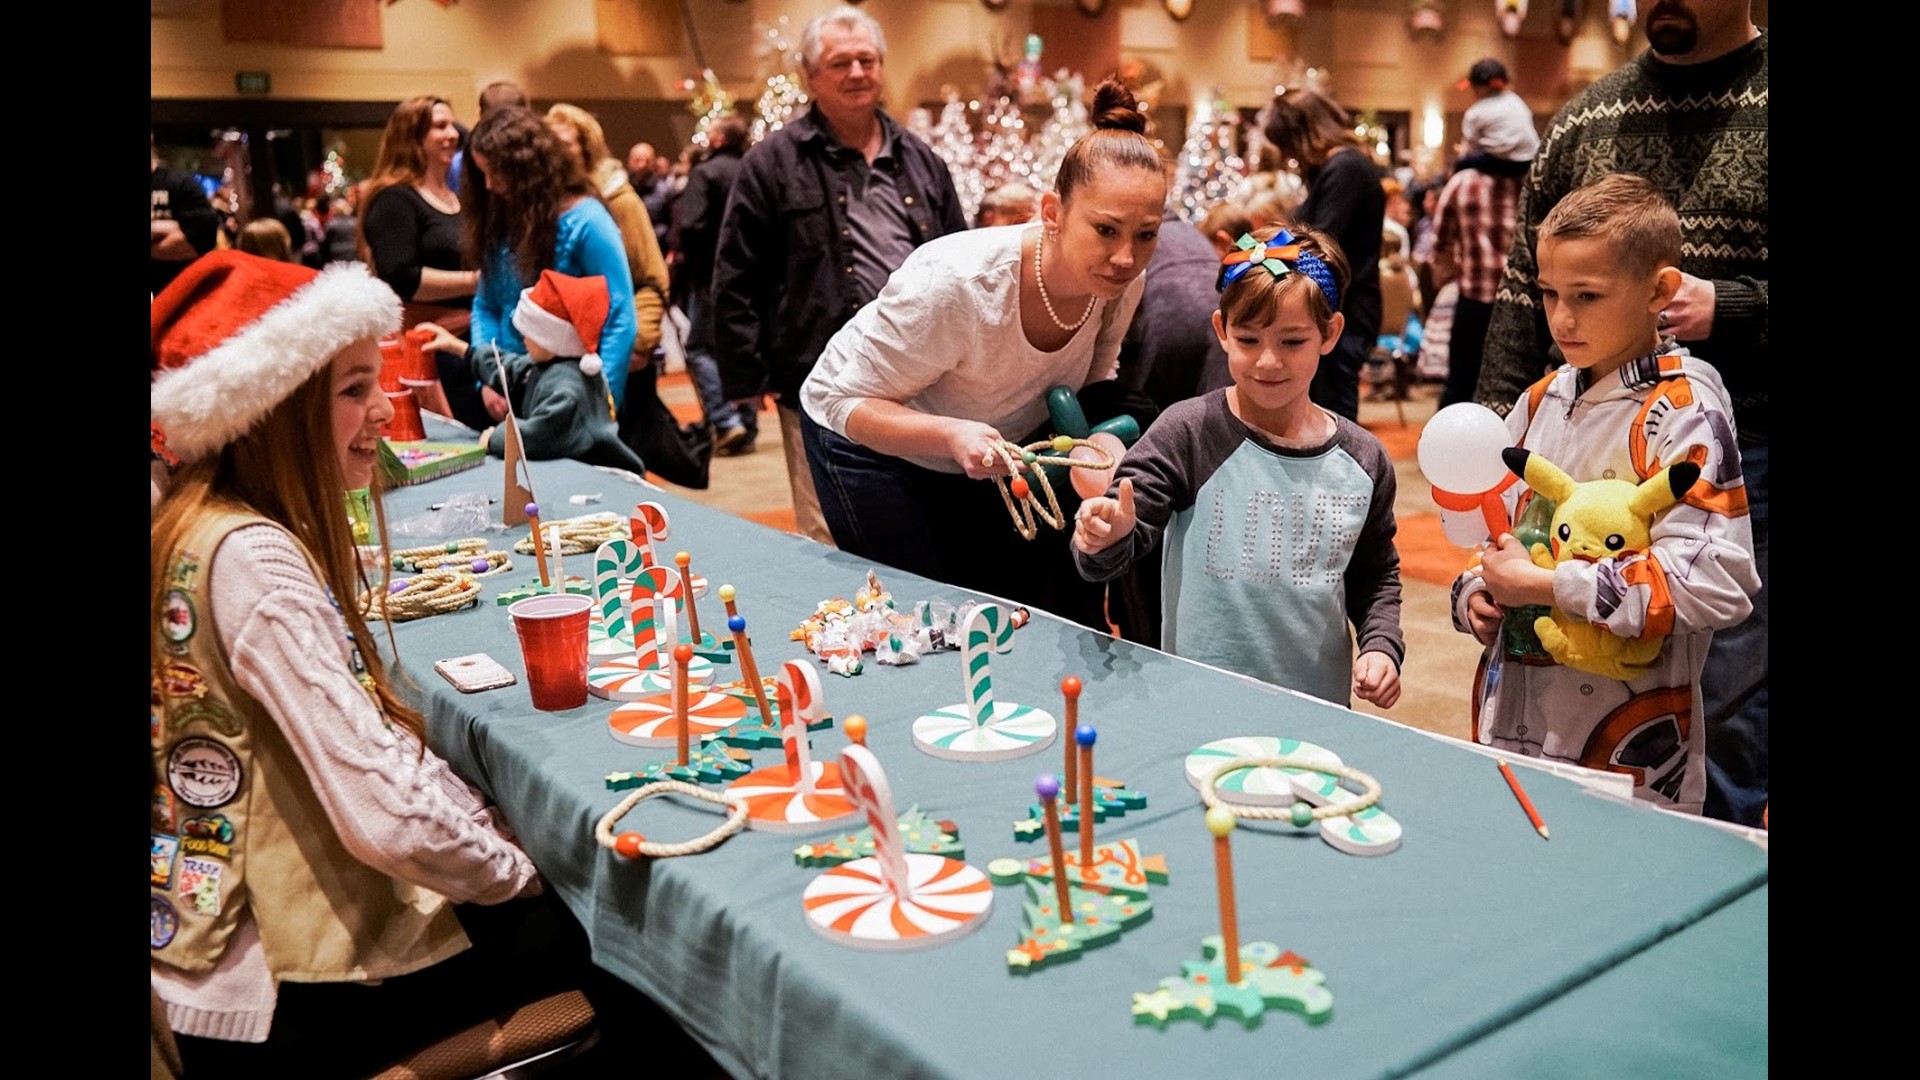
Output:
[
  {"xmin": 511, "ymin": 270, "xmax": 610, "ymax": 378},
  {"xmin": 151, "ymin": 250, "xmax": 401, "ymax": 464}
]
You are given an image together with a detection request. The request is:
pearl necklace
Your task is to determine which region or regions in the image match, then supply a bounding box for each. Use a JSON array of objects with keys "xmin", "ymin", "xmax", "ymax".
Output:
[{"xmin": 1034, "ymin": 229, "xmax": 1097, "ymax": 333}]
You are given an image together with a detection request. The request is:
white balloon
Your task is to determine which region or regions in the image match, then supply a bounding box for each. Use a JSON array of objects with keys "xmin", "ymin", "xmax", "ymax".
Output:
[
  {"xmin": 1440, "ymin": 506, "xmax": 1490, "ymax": 548},
  {"xmin": 1417, "ymin": 404, "xmax": 1512, "ymax": 494}
]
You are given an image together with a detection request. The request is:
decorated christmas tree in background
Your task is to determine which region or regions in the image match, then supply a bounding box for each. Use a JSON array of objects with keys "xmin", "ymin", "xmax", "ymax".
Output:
[
  {"xmin": 1171, "ymin": 89, "xmax": 1248, "ymax": 225},
  {"xmin": 1026, "ymin": 72, "xmax": 1089, "ymax": 195},
  {"xmin": 974, "ymin": 94, "xmax": 1034, "ymax": 201},
  {"xmin": 682, "ymin": 68, "xmax": 735, "ymax": 148},
  {"xmin": 750, "ymin": 15, "xmax": 808, "ymax": 144},
  {"xmin": 924, "ymin": 92, "xmax": 987, "ymax": 224}
]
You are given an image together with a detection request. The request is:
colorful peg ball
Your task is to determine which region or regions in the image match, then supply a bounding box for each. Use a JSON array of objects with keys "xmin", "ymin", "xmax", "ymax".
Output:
[
  {"xmin": 1076, "ymin": 724, "xmax": 1097, "ymax": 748},
  {"xmin": 388, "ymin": 580, "xmax": 408, "ymax": 594},
  {"xmin": 718, "ymin": 584, "xmax": 736, "ymax": 603},
  {"xmin": 674, "ymin": 550, "xmax": 691, "ymax": 568},
  {"xmin": 524, "ymin": 502, "xmax": 540, "ymax": 518},
  {"xmin": 1290, "ymin": 802, "xmax": 1315, "ymax": 828},
  {"xmin": 1051, "ymin": 434, "xmax": 1075, "ymax": 453},
  {"xmin": 673, "ymin": 643, "xmax": 694, "ymax": 664},
  {"xmin": 444, "ymin": 541, "xmax": 460, "ymax": 554},
  {"xmin": 613, "ymin": 832, "xmax": 646, "ymax": 859},
  {"xmin": 1035, "ymin": 773, "xmax": 1062, "ymax": 802},
  {"xmin": 1206, "ymin": 805, "xmax": 1237, "ymax": 837},
  {"xmin": 1021, "ymin": 450, "xmax": 1038, "ymax": 465},
  {"xmin": 1010, "ymin": 477, "xmax": 1031, "ymax": 500},
  {"xmin": 469, "ymin": 558, "xmax": 490, "ymax": 573},
  {"xmin": 1060, "ymin": 676, "xmax": 1082, "ymax": 700},
  {"xmin": 844, "ymin": 714, "xmax": 868, "ymax": 746},
  {"xmin": 728, "ymin": 614, "xmax": 747, "ymax": 633}
]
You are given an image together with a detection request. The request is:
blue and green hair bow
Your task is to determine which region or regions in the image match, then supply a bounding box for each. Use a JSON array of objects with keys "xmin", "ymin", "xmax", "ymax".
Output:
[{"xmin": 1215, "ymin": 230, "xmax": 1341, "ymax": 310}]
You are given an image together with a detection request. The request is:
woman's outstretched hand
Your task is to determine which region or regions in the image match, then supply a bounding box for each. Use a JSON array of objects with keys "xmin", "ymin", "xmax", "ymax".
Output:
[{"xmin": 948, "ymin": 419, "xmax": 1013, "ymax": 480}]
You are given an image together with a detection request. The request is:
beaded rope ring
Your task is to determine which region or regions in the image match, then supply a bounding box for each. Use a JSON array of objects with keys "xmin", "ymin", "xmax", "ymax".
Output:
[
  {"xmin": 1200, "ymin": 755, "xmax": 1384, "ymax": 828},
  {"xmin": 363, "ymin": 570, "xmax": 484, "ymax": 622},
  {"xmin": 982, "ymin": 435, "xmax": 1116, "ymax": 541},
  {"xmin": 511, "ymin": 513, "xmax": 628, "ymax": 557},
  {"xmin": 594, "ymin": 780, "xmax": 749, "ymax": 858},
  {"xmin": 391, "ymin": 538, "xmax": 514, "ymax": 577}
]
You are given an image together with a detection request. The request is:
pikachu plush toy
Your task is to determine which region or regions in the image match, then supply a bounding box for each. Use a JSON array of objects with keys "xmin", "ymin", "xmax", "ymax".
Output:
[{"xmin": 1499, "ymin": 447, "xmax": 1700, "ymax": 682}]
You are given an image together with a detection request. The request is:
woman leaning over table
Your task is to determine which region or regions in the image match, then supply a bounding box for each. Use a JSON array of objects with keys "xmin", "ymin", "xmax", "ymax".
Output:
[
  {"xmin": 147, "ymin": 251, "xmax": 596, "ymax": 1077},
  {"xmin": 461, "ymin": 106, "xmax": 638, "ymax": 416},
  {"xmin": 358, "ymin": 95, "xmax": 492, "ymax": 427},
  {"xmin": 798, "ymin": 78, "xmax": 1166, "ymax": 632}
]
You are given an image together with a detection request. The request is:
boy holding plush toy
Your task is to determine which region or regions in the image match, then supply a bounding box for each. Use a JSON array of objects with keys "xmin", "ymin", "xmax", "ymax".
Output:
[{"xmin": 1452, "ymin": 175, "xmax": 1758, "ymax": 813}]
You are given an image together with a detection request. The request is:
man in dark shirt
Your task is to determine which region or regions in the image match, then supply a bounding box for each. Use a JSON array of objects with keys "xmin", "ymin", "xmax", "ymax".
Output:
[
  {"xmin": 710, "ymin": 4, "xmax": 965, "ymax": 544},
  {"xmin": 151, "ymin": 135, "xmax": 218, "ymax": 296}
]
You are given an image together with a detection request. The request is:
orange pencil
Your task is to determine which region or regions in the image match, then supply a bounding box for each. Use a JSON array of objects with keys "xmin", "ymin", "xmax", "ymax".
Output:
[{"xmin": 1498, "ymin": 760, "xmax": 1550, "ymax": 840}]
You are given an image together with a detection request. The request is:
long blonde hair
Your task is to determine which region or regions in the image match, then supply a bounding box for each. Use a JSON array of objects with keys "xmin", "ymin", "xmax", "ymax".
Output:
[{"xmin": 149, "ymin": 364, "xmax": 423, "ymax": 743}]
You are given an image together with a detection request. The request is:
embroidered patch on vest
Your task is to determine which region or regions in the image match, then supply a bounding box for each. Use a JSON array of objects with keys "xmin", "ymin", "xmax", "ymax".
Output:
[
  {"xmin": 167, "ymin": 737, "xmax": 242, "ymax": 808},
  {"xmin": 181, "ymin": 814, "xmax": 235, "ymax": 861},
  {"xmin": 161, "ymin": 590, "xmax": 197, "ymax": 652},
  {"xmin": 170, "ymin": 550, "xmax": 202, "ymax": 590},
  {"xmin": 177, "ymin": 856, "xmax": 225, "ymax": 916},
  {"xmin": 167, "ymin": 698, "xmax": 243, "ymax": 738},
  {"xmin": 151, "ymin": 785, "xmax": 177, "ymax": 833},
  {"xmin": 159, "ymin": 662, "xmax": 209, "ymax": 700},
  {"xmin": 151, "ymin": 896, "xmax": 180, "ymax": 949},
  {"xmin": 151, "ymin": 833, "xmax": 180, "ymax": 889}
]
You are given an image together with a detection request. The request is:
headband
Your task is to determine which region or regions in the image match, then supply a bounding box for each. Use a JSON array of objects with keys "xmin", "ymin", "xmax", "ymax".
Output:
[{"xmin": 1216, "ymin": 230, "xmax": 1341, "ymax": 310}]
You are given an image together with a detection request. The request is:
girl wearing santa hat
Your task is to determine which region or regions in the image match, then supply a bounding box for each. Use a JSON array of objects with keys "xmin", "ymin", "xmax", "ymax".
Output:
[{"xmin": 149, "ymin": 251, "xmax": 588, "ymax": 1075}]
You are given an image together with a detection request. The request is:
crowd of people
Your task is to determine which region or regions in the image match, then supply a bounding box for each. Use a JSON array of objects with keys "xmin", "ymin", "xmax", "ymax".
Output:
[{"xmin": 151, "ymin": 1, "xmax": 1765, "ymax": 1072}]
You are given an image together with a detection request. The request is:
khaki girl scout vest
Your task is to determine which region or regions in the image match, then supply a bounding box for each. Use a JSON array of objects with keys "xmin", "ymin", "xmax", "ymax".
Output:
[{"xmin": 151, "ymin": 506, "xmax": 468, "ymax": 982}]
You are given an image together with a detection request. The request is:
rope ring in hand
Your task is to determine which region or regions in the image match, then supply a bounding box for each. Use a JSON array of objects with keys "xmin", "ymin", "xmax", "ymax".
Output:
[
  {"xmin": 1200, "ymin": 755, "xmax": 1384, "ymax": 827},
  {"xmin": 983, "ymin": 436, "xmax": 1118, "ymax": 541},
  {"xmin": 594, "ymin": 780, "xmax": 748, "ymax": 858}
]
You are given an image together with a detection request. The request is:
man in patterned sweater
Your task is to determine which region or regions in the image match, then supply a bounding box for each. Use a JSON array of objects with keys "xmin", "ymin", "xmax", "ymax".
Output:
[{"xmin": 1476, "ymin": 0, "xmax": 1767, "ymax": 826}]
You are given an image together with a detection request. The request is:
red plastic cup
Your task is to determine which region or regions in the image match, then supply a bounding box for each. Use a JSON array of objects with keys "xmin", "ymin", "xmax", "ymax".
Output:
[
  {"xmin": 507, "ymin": 594, "xmax": 593, "ymax": 710},
  {"xmin": 376, "ymin": 333, "xmax": 426, "ymax": 440}
]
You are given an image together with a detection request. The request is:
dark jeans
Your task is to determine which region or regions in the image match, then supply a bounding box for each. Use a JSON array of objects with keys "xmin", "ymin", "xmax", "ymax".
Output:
[
  {"xmin": 1440, "ymin": 296, "xmax": 1494, "ymax": 409},
  {"xmin": 799, "ymin": 409, "xmax": 1108, "ymax": 632},
  {"xmin": 683, "ymin": 293, "xmax": 755, "ymax": 440},
  {"xmin": 1700, "ymin": 440, "xmax": 1768, "ymax": 826},
  {"xmin": 1311, "ymin": 324, "xmax": 1367, "ymax": 421}
]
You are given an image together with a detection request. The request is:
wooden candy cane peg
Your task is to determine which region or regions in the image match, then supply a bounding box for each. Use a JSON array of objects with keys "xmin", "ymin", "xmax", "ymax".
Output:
[
  {"xmin": 1037, "ymin": 773, "xmax": 1074, "ymax": 924},
  {"xmin": 1207, "ymin": 805, "xmax": 1242, "ymax": 985}
]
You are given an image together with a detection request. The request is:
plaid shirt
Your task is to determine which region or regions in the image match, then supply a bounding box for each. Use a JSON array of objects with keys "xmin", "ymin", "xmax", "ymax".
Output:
[{"xmin": 1431, "ymin": 168, "xmax": 1522, "ymax": 304}]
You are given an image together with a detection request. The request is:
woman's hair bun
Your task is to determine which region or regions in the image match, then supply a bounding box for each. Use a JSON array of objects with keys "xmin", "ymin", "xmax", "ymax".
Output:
[{"xmin": 1089, "ymin": 78, "xmax": 1148, "ymax": 135}]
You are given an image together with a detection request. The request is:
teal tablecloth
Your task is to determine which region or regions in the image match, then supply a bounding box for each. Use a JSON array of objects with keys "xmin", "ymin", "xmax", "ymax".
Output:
[{"xmin": 380, "ymin": 429, "xmax": 1767, "ymax": 1080}]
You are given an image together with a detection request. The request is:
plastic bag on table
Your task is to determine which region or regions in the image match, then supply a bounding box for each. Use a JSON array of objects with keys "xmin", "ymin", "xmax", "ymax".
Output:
[{"xmin": 388, "ymin": 491, "xmax": 497, "ymax": 539}]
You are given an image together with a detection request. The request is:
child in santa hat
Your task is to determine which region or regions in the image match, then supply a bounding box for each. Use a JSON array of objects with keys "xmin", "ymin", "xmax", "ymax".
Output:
[
  {"xmin": 416, "ymin": 268, "xmax": 648, "ymax": 476},
  {"xmin": 150, "ymin": 251, "xmax": 590, "ymax": 1074}
]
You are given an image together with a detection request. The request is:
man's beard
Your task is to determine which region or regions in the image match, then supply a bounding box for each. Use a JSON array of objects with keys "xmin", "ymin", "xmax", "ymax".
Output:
[{"xmin": 1645, "ymin": 1, "xmax": 1700, "ymax": 56}]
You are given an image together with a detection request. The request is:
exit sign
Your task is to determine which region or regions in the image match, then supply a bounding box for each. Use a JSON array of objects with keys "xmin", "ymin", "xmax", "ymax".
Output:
[{"xmin": 235, "ymin": 71, "xmax": 271, "ymax": 95}]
